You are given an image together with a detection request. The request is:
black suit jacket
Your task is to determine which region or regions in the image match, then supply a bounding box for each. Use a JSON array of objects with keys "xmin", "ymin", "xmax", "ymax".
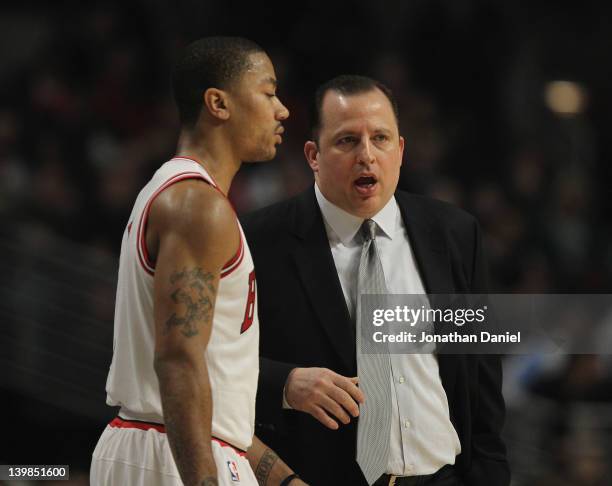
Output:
[{"xmin": 241, "ymin": 187, "xmax": 510, "ymax": 486}]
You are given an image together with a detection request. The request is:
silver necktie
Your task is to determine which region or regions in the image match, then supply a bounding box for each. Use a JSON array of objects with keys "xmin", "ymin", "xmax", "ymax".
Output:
[{"xmin": 356, "ymin": 219, "xmax": 392, "ymax": 485}]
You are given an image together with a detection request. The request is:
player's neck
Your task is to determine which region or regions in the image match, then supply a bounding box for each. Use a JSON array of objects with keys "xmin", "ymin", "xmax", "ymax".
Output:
[{"xmin": 176, "ymin": 129, "xmax": 241, "ymax": 195}]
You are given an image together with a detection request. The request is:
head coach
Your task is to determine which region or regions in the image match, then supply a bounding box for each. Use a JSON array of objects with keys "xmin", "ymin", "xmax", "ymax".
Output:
[{"xmin": 241, "ymin": 75, "xmax": 509, "ymax": 486}]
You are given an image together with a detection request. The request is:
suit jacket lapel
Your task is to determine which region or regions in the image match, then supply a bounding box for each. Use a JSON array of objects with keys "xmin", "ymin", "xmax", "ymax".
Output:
[
  {"xmin": 290, "ymin": 188, "xmax": 356, "ymax": 373},
  {"xmin": 395, "ymin": 192, "xmax": 453, "ymax": 294}
]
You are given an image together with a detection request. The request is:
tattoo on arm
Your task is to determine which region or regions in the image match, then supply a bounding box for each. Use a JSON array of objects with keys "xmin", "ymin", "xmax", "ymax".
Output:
[
  {"xmin": 200, "ymin": 478, "xmax": 218, "ymax": 486},
  {"xmin": 255, "ymin": 448, "xmax": 279, "ymax": 485},
  {"xmin": 166, "ymin": 267, "xmax": 216, "ymax": 337}
]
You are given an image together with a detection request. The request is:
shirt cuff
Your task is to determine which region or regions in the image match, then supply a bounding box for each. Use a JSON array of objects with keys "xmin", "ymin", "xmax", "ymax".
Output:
[{"xmin": 282, "ymin": 383, "xmax": 293, "ymax": 409}]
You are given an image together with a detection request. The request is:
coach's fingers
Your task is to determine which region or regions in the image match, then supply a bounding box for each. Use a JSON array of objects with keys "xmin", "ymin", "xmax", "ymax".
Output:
[
  {"xmin": 327, "ymin": 385, "xmax": 360, "ymax": 418},
  {"xmin": 334, "ymin": 374, "xmax": 365, "ymax": 404},
  {"xmin": 310, "ymin": 405, "xmax": 339, "ymax": 430},
  {"xmin": 318, "ymin": 393, "xmax": 352, "ymax": 425}
]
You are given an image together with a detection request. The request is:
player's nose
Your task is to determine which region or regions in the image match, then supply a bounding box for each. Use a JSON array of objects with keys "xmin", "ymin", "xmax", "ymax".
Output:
[{"xmin": 276, "ymin": 98, "xmax": 289, "ymax": 120}]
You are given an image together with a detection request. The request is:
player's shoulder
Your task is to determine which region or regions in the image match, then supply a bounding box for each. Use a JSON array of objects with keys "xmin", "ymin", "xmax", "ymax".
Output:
[{"xmin": 153, "ymin": 179, "xmax": 236, "ymax": 239}]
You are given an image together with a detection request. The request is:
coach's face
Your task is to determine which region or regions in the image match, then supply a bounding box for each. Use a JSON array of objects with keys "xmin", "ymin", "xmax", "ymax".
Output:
[{"xmin": 304, "ymin": 88, "xmax": 404, "ymax": 219}]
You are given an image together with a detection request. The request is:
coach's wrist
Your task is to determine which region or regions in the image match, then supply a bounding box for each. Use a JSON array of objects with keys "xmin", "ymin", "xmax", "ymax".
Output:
[{"xmin": 282, "ymin": 368, "xmax": 299, "ymax": 409}]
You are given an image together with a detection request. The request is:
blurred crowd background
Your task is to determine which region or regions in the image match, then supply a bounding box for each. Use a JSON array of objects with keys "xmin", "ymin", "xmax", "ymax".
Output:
[{"xmin": 1, "ymin": 1, "xmax": 611, "ymax": 485}]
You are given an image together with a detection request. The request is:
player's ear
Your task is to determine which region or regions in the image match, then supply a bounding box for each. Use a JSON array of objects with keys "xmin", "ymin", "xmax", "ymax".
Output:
[
  {"xmin": 203, "ymin": 88, "xmax": 230, "ymax": 121},
  {"xmin": 399, "ymin": 135, "xmax": 405, "ymax": 166},
  {"xmin": 304, "ymin": 140, "xmax": 319, "ymax": 173}
]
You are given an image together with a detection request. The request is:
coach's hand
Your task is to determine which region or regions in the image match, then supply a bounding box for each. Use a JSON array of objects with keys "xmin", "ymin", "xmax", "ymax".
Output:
[{"xmin": 284, "ymin": 367, "xmax": 364, "ymax": 430}]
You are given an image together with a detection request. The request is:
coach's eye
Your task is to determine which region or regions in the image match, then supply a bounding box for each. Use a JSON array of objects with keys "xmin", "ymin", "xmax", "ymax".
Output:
[
  {"xmin": 337, "ymin": 136, "xmax": 356, "ymax": 145},
  {"xmin": 373, "ymin": 134, "xmax": 389, "ymax": 142}
]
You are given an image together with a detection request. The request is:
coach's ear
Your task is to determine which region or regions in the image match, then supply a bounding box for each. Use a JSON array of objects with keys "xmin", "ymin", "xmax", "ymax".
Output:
[
  {"xmin": 203, "ymin": 88, "xmax": 230, "ymax": 121},
  {"xmin": 304, "ymin": 141, "xmax": 319, "ymax": 174}
]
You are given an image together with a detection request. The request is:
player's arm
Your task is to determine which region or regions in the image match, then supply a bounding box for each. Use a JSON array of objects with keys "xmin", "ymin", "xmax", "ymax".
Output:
[
  {"xmin": 151, "ymin": 180, "xmax": 238, "ymax": 486},
  {"xmin": 246, "ymin": 436, "xmax": 309, "ymax": 486}
]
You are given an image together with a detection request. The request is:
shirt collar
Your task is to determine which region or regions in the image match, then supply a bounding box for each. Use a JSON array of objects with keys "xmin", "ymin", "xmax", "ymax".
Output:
[{"xmin": 314, "ymin": 183, "xmax": 398, "ymax": 245}]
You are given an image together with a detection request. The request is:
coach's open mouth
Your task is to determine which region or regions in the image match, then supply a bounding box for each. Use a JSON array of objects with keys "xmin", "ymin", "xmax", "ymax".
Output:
[{"xmin": 354, "ymin": 175, "xmax": 378, "ymax": 195}]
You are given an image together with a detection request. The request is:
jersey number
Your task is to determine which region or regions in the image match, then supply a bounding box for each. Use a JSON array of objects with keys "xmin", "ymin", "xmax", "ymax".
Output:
[{"xmin": 240, "ymin": 270, "xmax": 256, "ymax": 334}]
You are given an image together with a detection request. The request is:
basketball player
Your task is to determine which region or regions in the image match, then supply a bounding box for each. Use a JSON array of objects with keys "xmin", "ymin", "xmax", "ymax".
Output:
[{"xmin": 91, "ymin": 37, "xmax": 305, "ymax": 486}]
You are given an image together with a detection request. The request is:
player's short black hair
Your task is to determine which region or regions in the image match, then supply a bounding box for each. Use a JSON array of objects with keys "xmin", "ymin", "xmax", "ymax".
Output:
[
  {"xmin": 172, "ymin": 36, "xmax": 265, "ymax": 127},
  {"xmin": 310, "ymin": 74, "xmax": 399, "ymax": 143}
]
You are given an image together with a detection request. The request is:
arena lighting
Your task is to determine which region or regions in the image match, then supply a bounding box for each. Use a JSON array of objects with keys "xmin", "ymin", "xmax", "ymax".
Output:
[{"xmin": 544, "ymin": 80, "xmax": 587, "ymax": 116}]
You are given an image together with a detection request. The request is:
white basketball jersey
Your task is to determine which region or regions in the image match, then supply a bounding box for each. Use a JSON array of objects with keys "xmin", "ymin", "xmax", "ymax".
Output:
[{"xmin": 105, "ymin": 157, "xmax": 259, "ymax": 451}]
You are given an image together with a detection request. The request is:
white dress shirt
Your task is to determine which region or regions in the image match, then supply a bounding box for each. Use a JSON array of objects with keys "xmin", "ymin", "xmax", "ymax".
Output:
[{"xmin": 315, "ymin": 183, "xmax": 461, "ymax": 476}]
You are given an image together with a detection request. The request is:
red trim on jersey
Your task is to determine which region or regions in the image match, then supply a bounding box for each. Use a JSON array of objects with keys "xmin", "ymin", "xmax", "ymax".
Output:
[
  {"xmin": 171, "ymin": 157, "xmax": 224, "ymax": 194},
  {"xmin": 170, "ymin": 156, "xmax": 242, "ymax": 262},
  {"xmin": 109, "ymin": 416, "xmax": 165, "ymax": 433},
  {"xmin": 108, "ymin": 417, "xmax": 246, "ymax": 455},
  {"xmin": 208, "ymin": 180, "xmax": 227, "ymax": 199},
  {"xmin": 136, "ymin": 169, "xmax": 245, "ymax": 279},
  {"xmin": 220, "ymin": 232, "xmax": 245, "ymax": 279},
  {"xmin": 136, "ymin": 171, "xmax": 208, "ymax": 276},
  {"xmin": 212, "ymin": 437, "xmax": 246, "ymax": 456}
]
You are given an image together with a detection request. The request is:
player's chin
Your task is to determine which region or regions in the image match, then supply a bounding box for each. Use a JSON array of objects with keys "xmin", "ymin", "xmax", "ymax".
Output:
[
  {"xmin": 265, "ymin": 141, "xmax": 281, "ymax": 158},
  {"xmin": 245, "ymin": 146, "xmax": 277, "ymax": 163}
]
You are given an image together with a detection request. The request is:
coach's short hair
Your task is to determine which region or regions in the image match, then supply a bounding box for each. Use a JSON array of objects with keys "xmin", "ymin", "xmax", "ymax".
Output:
[
  {"xmin": 172, "ymin": 36, "xmax": 265, "ymax": 126},
  {"xmin": 310, "ymin": 74, "xmax": 399, "ymax": 142}
]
